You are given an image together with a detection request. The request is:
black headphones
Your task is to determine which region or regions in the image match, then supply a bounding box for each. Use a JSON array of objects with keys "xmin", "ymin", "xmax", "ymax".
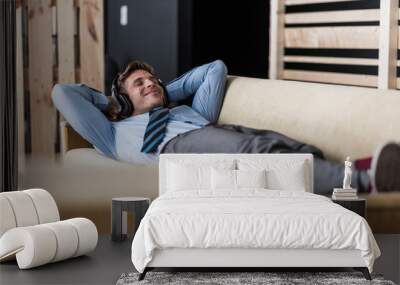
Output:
[{"xmin": 111, "ymin": 75, "xmax": 169, "ymax": 119}]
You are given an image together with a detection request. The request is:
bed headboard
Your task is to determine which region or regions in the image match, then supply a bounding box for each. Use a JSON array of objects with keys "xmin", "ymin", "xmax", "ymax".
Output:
[{"xmin": 159, "ymin": 153, "xmax": 313, "ymax": 196}]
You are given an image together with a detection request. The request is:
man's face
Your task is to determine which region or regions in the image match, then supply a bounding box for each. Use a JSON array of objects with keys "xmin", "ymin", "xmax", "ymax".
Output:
[{"xmin": 123, "ymin": 69, "xmax": 165, "ymax": 115}]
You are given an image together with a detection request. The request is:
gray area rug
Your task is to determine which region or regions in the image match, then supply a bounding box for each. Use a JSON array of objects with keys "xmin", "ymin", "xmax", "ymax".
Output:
[{"xmin": 116, "ymin": 271, "xmax": 396, "ymax": 285}]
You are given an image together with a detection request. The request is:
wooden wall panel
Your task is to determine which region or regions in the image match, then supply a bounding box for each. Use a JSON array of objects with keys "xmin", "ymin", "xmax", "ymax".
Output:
[
  {"xmin": 79, "ymin": 0, "xmax": 104, "ymax": 91},
  {"xmin": 285, "ymin": 26, "xmax": 379, "ymax": 49},
  {"xmin": 269, "ymin": 0, "xmax": 285, "ymax": 79},
  {"xmin": 57, "ymin": 0, "xmax": 76, "ymax": 84},
  {"xmin": 284, "ymin": 56, "xmax": 378, "ymax": 66},
  {"xmin": 27, "ymin": 0, "xmax": 56, "ymax": 158},
  {"xmin": 378, "ymin": 0, "xmax": 398, "ymax": 89},
  {"xmin": 283, "ymin": 70, "xmax": 378, "ymax": 87},
  {"xmin": 285, "ymin": 9, "xmax": 379, "ymax": 24},
  {"xmin": 286, "ymin": 0, "xmax": 354, "ymax": 5},
  {"xmin": 280, "ymin": 0, "xmax": 400, "ymax": 89},
  {"xmin": 398, "ymin": 25, "xmax": 400, "ymax": 89}
]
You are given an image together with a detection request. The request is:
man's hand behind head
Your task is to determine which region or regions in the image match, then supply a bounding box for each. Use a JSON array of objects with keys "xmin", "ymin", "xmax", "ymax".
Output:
[{"xmin": 103, "ymin": 96, "xmax": 122, "ymax": 121}]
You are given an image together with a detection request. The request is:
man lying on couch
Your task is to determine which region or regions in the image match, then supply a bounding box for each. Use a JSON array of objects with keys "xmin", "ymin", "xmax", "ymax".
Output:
[{"xmin": 52, "ymin": 60, "xmax": 400, "ymax": 195}]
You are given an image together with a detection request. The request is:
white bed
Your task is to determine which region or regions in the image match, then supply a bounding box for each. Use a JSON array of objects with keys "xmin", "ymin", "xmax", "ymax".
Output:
[{"xmin": 131, "ymin": 154, "xmax": 380, "ymax": 280}]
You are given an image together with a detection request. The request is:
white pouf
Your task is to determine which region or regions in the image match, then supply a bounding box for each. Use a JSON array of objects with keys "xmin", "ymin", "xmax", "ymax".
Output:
[{"xmin": 0, "ymin": 189, "xmax": 98, "ymax": 269}]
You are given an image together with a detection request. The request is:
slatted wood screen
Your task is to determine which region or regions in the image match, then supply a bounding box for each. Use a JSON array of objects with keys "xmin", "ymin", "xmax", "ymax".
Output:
[
  {"xmin": 270, "ymin": 0, "xmax": 400, "ymax": 90},
  {"xmin": 17, "ymin": 0, "xmax": 104, "ymax": 158}
]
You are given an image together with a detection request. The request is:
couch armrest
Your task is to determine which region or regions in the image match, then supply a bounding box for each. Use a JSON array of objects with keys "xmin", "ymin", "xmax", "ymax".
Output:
[
  {"xmin": 360, "ymin": 192, "xmax": 400, "ymax": 233},
  {"xmin": 49, "ymin": 148, "xmax": 159, "ymax": 233},
  {"xmin": 60, "ymin": 121, "xmax": 93, "ymax": 154}
]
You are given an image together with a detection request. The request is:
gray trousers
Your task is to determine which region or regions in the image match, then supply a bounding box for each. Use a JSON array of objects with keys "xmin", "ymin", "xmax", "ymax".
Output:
[{"xmin": 162, "ymin": 124, "xmax": 369, "ymax": 195}]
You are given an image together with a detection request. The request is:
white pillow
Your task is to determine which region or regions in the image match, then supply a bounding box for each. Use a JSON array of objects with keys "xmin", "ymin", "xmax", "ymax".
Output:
[
  {"xmin": 211, "ymin": 168, "xmax": 236, "ymax": 190},
  {"xmin": 211, "ymin": 168, "xmax": 267, "ymax": 190},
  {"xmin": 237, "ymin": 169, "xmax": 267, "ymax": 188},
  {"xmin": 238, "ymin": 159, "xmax": 307, "ymax": 191},
  {"xmin": 166, "ymin": 160, "xmax": 235, "ymax": 192}
]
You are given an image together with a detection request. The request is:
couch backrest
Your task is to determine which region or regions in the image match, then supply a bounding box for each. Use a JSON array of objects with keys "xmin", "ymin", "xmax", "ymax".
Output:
[
  {"xmin": 159, "ymin": 153, "xmax": 313, "ymax": 195},
  {"xmin": 219, "ymin": 77, "xmax": 400, "ymax": 162}
]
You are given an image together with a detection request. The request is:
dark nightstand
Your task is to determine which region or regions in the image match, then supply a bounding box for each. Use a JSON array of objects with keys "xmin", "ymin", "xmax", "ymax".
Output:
[
  {"xmin": 332, "ymin": 198, "xmax": 366, "ymax": 218},
  {"xmin": 111, "ymin": 197, "xmax": 150, "ymax": 242}
]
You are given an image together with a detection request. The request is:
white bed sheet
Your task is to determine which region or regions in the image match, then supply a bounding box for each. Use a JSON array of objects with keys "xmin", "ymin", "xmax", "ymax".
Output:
[{"xmin": 131, "ymin": 190, "xmax": 380, "ymax": 273}]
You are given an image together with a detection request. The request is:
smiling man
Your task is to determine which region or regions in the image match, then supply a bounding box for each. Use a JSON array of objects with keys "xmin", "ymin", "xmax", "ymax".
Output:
[
  {"xmin": 52, "ymin": 60, "xmax": 400, "ymax": 195},
  {"xmin": 118, "ymin": 69, "xmax": 166, "ymax": 116},
  {"xmin": 52, "ymin": 60, "xmax": 225, "ymax": 165}
]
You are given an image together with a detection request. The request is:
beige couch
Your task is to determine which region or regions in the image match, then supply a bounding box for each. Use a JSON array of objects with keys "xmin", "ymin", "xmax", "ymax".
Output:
[{"xmin": 53, "ymin": 76, "xmax": 400, "ymax": 234}]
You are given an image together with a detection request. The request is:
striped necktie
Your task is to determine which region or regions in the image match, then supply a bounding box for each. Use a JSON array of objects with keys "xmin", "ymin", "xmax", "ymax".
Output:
[{"xmin": 141, "ymin": 107, "xmax": 170, "ymax": 153}]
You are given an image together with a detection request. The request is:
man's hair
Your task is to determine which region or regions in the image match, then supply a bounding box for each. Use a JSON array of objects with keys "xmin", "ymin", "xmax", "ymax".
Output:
[{"xmin": 117, "ymin": 60, "xmax": 155, "ymax": 94}]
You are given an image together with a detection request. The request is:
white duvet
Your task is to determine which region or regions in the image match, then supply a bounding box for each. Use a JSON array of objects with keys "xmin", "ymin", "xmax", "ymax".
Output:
[{"xmin": 131, "ymin": 190, "xmax": 380, "ymax": 273}]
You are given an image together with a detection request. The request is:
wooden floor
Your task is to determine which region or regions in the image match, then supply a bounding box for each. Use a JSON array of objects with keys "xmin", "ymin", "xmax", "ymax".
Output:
[{"xmin": 0, "ymin": 235, "xmax": 399, "ymax": 284}]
